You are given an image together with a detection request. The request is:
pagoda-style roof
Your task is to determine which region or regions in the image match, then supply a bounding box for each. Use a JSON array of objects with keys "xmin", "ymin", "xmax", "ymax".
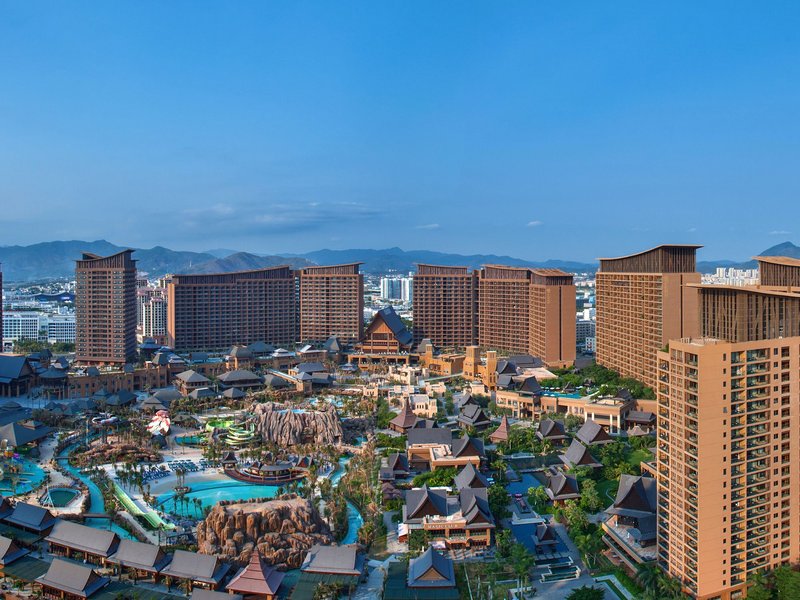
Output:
[
  {"xmin": 489, "ymin": 415, "xmax": 510, "ymax": 443},
  {"xmin": 226, "ymin": 551, "xmax": 285, "ymax": 597},
  {"xmin": 545, "ymin": 472, "xmax": 580, "ymax": 501},
  {"xmin": 389, "ymin": 399, "xmax": 418, "ymax": 431},
  {"xmin": 575, "ymin": 419, "xmax": 613, "ymax": 446},
  {"xmin": 407, "ymin": 546, "xmax": 455, "ymax": 589},
  {"xmin": 560, "ymin": 440, "xmax": 602, "ymax": 470},
  {"xmin": 454, "ymin": 463, "xmax": 488, "ymax": 491},
  {"xmin": 536, "ymin": 418, "xmax": 568, "ymax": 441}
]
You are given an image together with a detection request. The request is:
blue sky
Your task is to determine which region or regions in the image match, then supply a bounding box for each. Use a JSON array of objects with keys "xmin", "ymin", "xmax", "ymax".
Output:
[{"xmin": 1, "ymin": 1, "xmax": 799, "ymax": 261}]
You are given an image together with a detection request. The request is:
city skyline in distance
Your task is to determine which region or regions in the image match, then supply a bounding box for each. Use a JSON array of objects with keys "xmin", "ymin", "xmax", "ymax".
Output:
[{"xmin": 2, "ymin": 3, "xmax": 800, "ymax": 260}]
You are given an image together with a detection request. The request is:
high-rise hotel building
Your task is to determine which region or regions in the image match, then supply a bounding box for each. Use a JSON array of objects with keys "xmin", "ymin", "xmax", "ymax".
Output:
[
  {"xmin": 656, "ymin": 255, "xmax": 800, "ymax": 599},
  {"xmin": 298, "ymin": 264, "xmax": 364, "ymax": 344},
  {"xmin": 166, "ymin": 266, "xmax": 297, "ymax": 352},
  {"xmin": 412, "ymin": 264, "xmax": 478, "ymax": 350},
  {"xmin": 75, "ymin": 250, "xmax": 138, "ymax": 364},
  {"xmin": 596, "ymin": 244, "xmax": 701, "ymax": 390},
  {"xmin": 413, "ymin": 264, "xmax": 575, "ymax": 367}
]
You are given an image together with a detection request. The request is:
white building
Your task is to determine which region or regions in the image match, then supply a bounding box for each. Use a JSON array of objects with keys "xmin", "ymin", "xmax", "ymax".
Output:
[
  {"xmin": 380, "ymin": 277, "xmax": 413, "ymax": 303},
  {"xmin": 2, "ymin": 312, "xmax": 44, "ymax": 342},
  {"xmin": 46, "ymin": 315, "xmax": 76, "ymax": 343},
  {"xmin": 141, "ymin": 296, "xmax": 167, "ymax": 337}
]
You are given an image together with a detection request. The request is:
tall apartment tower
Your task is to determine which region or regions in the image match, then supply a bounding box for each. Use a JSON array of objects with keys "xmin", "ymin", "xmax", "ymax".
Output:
[
  {"xmin": 298, "ymin": 264, "xmax": 364, "ymax": 344},
  {"xmin": 412, "ymin": 264, "xmax": 477, "ymax": 349},
  {"xmin": 596, "ymin": 244, "xmax": 701, "ymax": 390},
  {"xmin": 477, "ymin": 265, "xmax": 533, "ymax": 355},
  {"xmin": 75, "ymin": 250, "xmax": 138, "ymax": 364},
  {"xmin": 529, "ymin": 269, "xmax": 576, "ymax": 368},
  {"xmin": 656, "ymin": 260, "xmax": 800, "ymax": 599},
  {"xmin": 166, "ymin": 266, "xmax": 296, "ymax": 352}
]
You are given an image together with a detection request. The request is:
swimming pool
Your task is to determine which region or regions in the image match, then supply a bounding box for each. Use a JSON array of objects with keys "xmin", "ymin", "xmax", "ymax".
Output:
[
  {"xmin": 0, "ymin": 458, "xmax": 47, "ymax": 496},
  {"xmin": 541, "ymin": 391, "xmax": 583, "ymax": 399},
  {"xmin": 175, "ymin": 435, "xmax": 206, "ymax": 446},
  {"xmin": 156, "ymin": 479, "xmax": 283, "ymax": 518},
  {"xmin": 41, "ymin": 487, "xmax": 80, "ymax": 507},
  {"xmin": 506, "ymin": 473, "xmax": 544, "ymax": 496}
]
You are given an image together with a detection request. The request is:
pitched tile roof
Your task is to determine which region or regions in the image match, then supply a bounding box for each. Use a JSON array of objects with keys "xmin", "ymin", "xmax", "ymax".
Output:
[
  {"xmin": 575, "ymin": 419, "xmax": 613, "ymax": 445},
  {"xmin": 46, "ymin": 520, "xmax": 119, "ymax": 557},
  {"xmin": 36, "ymin": 558, "xmax": 109, "ymax": 598},
  {"xmin": 407, "ymin": 547, "xmax": 455, "ymax": 588},
  {"xmin": 226, "ymin": 551, "xmax": 285, "ymax": 596}
]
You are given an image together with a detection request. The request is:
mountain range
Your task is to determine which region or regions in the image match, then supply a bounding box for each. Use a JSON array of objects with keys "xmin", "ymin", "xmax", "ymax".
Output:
[{"xmin": 0, "ymin": 239, "xmax": 797, "ymax": 282}]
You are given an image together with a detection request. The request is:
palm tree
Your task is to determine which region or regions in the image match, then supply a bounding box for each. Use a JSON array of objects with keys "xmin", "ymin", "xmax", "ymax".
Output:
[{"xmin": 636, "ymin": 562, "xmax": 661, "ymax": 592}]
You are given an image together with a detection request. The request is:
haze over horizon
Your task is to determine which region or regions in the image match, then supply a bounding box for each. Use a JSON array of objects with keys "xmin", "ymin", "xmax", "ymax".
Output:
[{"xmin": 2, "ymin": 2, "xmax": 800, "ymax": 262}]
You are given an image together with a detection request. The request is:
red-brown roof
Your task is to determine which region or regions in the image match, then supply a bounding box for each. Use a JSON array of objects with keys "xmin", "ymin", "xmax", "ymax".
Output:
[{"xmin": 226, "ymin": 552, "xmax": 284, "ymax": 596}]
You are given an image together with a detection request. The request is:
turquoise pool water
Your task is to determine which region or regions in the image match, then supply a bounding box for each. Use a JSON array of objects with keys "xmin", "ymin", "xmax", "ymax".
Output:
[
  {"xmin": 541, "ymin": 391, "xmax": 583, "ymax": 399},
  {"xmin": 56, "ymin": 441, "xmax": 136, "ymax": 540},
  {"xmin": 342, "ymin": 500, "xmax": 363, "ymax": 545},
  {"xmin": 157, "ymin": 479, "xmax": 283, "ymax": 518},
  {"xmin": 41, "ymin": 487, "xmax": 79, "ymax": 507},
  {"xmin": 175, "ymin": 435, "xmax": 205, "ymax": 446},
  {"xmin": 0, "ymin": 458, "xmax": 46, "ymax": 496}
]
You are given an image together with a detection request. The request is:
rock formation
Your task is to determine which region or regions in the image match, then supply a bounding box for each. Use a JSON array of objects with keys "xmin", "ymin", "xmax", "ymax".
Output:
[
  {"xmin": 75, "ymin": 439, "xmax": 161, "ymax": 467},
  {"xmin": 196, "ymin": 495, "xmax": 334, "ymax": 569},
  {"xmin": 250, "ymin": 402, "xmax": 343, "ymax": 446}
]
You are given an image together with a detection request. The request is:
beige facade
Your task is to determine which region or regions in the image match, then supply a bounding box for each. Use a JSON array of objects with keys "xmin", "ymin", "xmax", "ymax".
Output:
[
  {"xmin": 596, "ymin": 245, "xmax": 701, "ymax": 390},
  {"xmin": 298, "ymin": 264, "xmax": 363, "ymax": 344},
  {"xmin": 412, "ymin": 264, "xmax": 477, "ymax": 349},
  {"xmin": 656, "ymin": 337, "xmax": 800, "ymax": 599}
]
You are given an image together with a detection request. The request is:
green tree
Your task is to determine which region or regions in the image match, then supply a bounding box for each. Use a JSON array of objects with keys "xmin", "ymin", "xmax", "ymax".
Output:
[
  {"xmin": 527, "ymin": 485, "xmax": 550, "ymax": 513},
  {"xmin": 565, "ymin": 586, "xmax": 605, "ymax": 600},
  {"xmin": 579, "ymin": 479, "xmax": 604, "ymax": 513},
  {"xmin": 487, "ymin": 483, "xmax": 510, "ymax": 520}
]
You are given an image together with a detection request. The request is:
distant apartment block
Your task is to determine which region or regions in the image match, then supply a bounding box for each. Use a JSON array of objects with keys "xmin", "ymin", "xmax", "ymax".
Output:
[
  {"xmin": 166, "ymin": 266, "xmax": 296, "ymax": 352},
  {"xmin": 412, "ymin": 264, "xmax": 575, "ymax": 366},
  {"xmin": 75, "ymin": 250, "xmax": 137, "ymax": 364},
  {"xmin": 412, "ymin": 264, "xmax": 477, "ymax": 349},
  {"xmin": 380, "ymin": 276, "xmax": 413, "ymax": 303},
  {"xmin": 596, "ymin": 245, "xmax": 701, "ymax": 390},
  {"xmin": 298, "ymin": 264, "xmax": 364, "ymax": 344},
  {"xmin": 477, "ymin": 265, "xmax": 534, "ymax": 355}
]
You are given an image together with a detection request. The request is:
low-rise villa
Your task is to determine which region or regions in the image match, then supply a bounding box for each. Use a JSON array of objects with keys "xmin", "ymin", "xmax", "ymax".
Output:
[
  {"xmin": 602, "ymin": 474, "xmax": 658, "ymax": 570},
  {"xmin": 401, "ymin": 485, "xmax": 495, "ymax": 548},
  {"xmin": 575, "ymin": 418, "xmax": 614, "ymax": 446},
  {"xmin": 406, "ymin": 429, "xmax": 484, "ymax": 471},
  {"xmin": 161, "ymin": 549, "xmax": 230, "ymax": 592},
  {"xmin": 46, "ymin": 520, "xmax": 120, "ymax": 565},
  {"xmin": 545, "ymin": 471, "xmax": 581, "ymax": 504},
  {"xmin": 36, "ymin": 558, "xmax": 110, "ymax": 600},
  {"xmin": 560, "ymin": 439, "xmax": 602, "ymax": 470}
]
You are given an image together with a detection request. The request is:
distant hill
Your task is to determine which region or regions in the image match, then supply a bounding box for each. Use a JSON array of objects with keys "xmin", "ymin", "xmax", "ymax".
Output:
[
  {"xmin": 289, "ymin": 247, "xmax": 597, "ymax": 274},
  {"xmin": 0, "ymin": 240, "xmax": 218, "ymax": 281},
  {"xmin": 6, "ymin": 239, "xmax": 798, "ymax": 282},
  {"xmin": 697, "ymin": 241, "xmax": 800, "ymax": 273},
  {"xmin": 184, "ymin": 252, "xmax": 315, "ymax": 274}
]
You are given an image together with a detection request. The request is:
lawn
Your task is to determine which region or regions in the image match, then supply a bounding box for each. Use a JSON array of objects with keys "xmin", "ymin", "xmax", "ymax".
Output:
[
  {"xmin": 626, "ymin": 448, "xmax": 654, "ymax": 469},
  {"xmin": 597, "ymin": 478, "xmax": 619, "ymax": 502}
]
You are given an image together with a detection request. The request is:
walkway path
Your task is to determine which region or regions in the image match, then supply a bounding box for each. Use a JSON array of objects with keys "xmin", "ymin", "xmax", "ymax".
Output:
[
  {"xmin": 353, "ymin": 557, "xmax": 392, "ymax": 600},
  {"xmin": 382, "ymin": 511, "xmax": 404, "ymax": 554}
]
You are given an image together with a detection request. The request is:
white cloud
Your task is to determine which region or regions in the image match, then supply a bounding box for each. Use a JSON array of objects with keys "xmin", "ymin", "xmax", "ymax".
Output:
[
  {"xmin": 769, "ymin": 230, "xmax": 791, "ymax": 235},
  {"xmin": 687, "ymin": 227, "xmax": 697, "ymax": 233},
  {"xmin": 415, "ymin": 223, "xmax": 440, "ymax": 230},
  {"xmin": 526, "ymin": 220, "xmax": 543, "ymax": 227}
]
